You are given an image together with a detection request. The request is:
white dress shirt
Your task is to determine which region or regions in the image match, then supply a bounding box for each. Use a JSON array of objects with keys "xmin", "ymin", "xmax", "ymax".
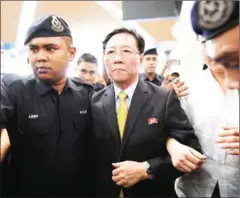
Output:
[{"xmin": 113, "ymin": 77, "xmax": 139, "ymax": 111}]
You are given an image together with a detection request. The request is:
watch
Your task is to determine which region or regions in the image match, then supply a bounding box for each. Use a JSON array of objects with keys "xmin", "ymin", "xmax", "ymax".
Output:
[
  {"xmin": 146, "ymin": 166, "xmax": 154, "ymax": 180},
  {"xmin": 143, "ymin": 161, "xmax": 154, "ymax": 180}
]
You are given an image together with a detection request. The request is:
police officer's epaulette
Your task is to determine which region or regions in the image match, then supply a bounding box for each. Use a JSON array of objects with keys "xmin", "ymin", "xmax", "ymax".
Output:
[
  {"xmin": 1, "ymin": 73, "xmax": 24, "ymax": 87},
  {"xmin": 70, "ymin": 77, "xmax": 93, "ymax": 89}
]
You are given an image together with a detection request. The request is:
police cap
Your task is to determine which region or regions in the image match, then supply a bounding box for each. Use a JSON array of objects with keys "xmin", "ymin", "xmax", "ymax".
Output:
[
  {"xmin": 24, "ymin": 14, "xmax": 72, "ymax": 45},
  {"xmin": 143, "ymin": 48, "xmax": 158, "ymax": 56},
  {"xmin": 191, "ymin": 0, "xmax": 239, "ymax": 41}
]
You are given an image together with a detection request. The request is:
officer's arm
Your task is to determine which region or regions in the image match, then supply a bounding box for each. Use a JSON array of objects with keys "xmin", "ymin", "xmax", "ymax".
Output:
[
  {"xmin": 165, "ymin": 89, "xmax": 201, "ymax": 151},
  {"xmin": 147, "ymin": 89, "xmax": 202, "ymax": 179},
  {"xmin": 162, "ymin": 89, "xmax": 203, "ymax": 174},
  {"xmin": 0, "ymin": 79, "xmax": 16, "ymax": 162},
  {"xmin": 1, "ymin": 128, "xmax": 10, "ymax": 163}
]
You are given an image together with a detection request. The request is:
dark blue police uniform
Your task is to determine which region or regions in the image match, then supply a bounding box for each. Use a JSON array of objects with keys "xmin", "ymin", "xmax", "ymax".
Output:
[
  {"xmin": 141, "ymin": 48, "xmax": 164, "ymax": 86},
  {"xmin": 0, "ymin": 15, "xmax": 94, "ymax": 197}
]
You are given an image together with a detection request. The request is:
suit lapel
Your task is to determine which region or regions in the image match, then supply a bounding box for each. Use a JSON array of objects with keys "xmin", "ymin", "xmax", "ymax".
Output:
[
  {"xmin": 102, "ymin": 86, "xmax": 121, "ymax": 147},
  {"xmin": 120, "ymin": 80, "xmax": 151, "ymax": 158}
]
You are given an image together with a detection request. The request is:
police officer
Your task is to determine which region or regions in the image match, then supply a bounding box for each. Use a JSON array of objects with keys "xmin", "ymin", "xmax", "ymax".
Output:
[
  {"xmin": 0, "ymin": 15, "xmax": 94, "ymax": 197},
  {"xmin": 191, "ymin": 0, "xmax": 239, "ymax": 90},
  {"xmin": 140, "ymin": 48, "xmax": 164, "ymax": 86},
  {"xmin": 169, "ymin": 1, "xmax": 239, "ymax": 197},
  {"xmin": 76, "ymin": 53, "xmax": 106, "ymax": 91},
  {"xmin": 191, "ymin": 0, "xmax": 239, "ymax": 156},
  {"xmin": 140, "ymin": 48, "xmax": 189, "ymax": 98}
]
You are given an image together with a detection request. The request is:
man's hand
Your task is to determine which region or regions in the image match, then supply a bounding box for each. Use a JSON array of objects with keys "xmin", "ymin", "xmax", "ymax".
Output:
[
  {"xmin": 162, "ymin": 75, "xmax": 189, "ymax": 98},
  {"xmin": 216, "ymin": 126, "xmax": 240, "ymax": 155},
  {"xmin": 112, "ymin": 161, "xmax": 149, "ymax": 188},
  {"xmin": 167, "ymin": 138, "xmax": 206, "ymax": 173},
  {"xmin": 1, "ymin": 128, "xmax": 11, "ymax": 163}
]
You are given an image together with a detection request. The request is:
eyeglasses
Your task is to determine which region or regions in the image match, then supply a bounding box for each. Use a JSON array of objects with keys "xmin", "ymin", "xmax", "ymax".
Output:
[{"xmin": 104, "ymin": 47, "xmax": 140, "ymax": 59}]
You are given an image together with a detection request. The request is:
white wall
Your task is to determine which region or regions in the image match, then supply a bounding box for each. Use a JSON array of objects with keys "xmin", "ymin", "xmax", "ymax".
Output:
[{"xmin": 169, "ymin": 1, "xmax": 204, "ymax": 80}]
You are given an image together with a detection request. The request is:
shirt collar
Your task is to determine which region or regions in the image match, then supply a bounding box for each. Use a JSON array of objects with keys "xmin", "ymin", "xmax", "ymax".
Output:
[
  {"xmin": 155, "ymin": 74, "xmax": 163, "ymax": 82},
  {"xmin": 113, "ymin": 77, "xmax": 139, "ymax": 101},
  {"xmin": 36, "ymin": 78, "xmax": 79, "ymax": 95},
  {"xmin": 141, "ymin": 73, "xmax": 161, "ymax": 82},
  {"xmin": 36, "ymin": 78, "xmax": 53, "ymax": 95},
  {"xmin": 67, "ymin": 78, "xmax": 83, "ymax": 91}
]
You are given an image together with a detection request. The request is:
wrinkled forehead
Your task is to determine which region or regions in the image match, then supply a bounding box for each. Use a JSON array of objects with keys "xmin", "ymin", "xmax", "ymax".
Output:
[
  {"xmin": 205, "ymin": 26, "xmax": 239, "ymax": 63},
  {"xmin": 106, "ymin": 33, "xmax": 138, "ymax": 49}
]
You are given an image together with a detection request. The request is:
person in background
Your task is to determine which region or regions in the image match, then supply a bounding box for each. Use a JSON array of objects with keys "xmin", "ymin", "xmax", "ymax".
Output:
[
  {"xmin": 169, "ymin": 72, "xmax": 180, "ymax": 82},
  {"xmin": 140, "ymin": 48, "xmax": 188, "ymax": 98},
  {"xmin": 140, "ymin": 48, "xmax": 164, "ymax": 86},
  {"xmin": 94, "ymin": 72, "xmax": 107, "ymax": 89},
  {"xmin": 102, "ymin": 64, "xmax": 113, "ymax": 86},
  {"xmin": 76, "ymin": 53, "xmax": 106, "ymax": 91}
]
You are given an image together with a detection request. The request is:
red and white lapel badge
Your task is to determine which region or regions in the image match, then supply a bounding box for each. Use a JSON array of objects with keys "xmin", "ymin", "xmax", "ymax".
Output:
[{"xmin": 148, "ymin": 117, "xmax": 158, "ymax": 125}]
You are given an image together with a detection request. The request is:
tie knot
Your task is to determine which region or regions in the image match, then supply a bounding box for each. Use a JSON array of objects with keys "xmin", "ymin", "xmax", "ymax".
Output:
[{"xmin": 118, "ymin": 91, "xmax": 127, "ymax": 100}]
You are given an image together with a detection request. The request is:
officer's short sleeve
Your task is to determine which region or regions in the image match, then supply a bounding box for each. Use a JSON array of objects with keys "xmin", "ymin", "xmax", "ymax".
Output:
[{"xmin": 0, "ymin": 81, "xmax": 16, "ymax": 129}]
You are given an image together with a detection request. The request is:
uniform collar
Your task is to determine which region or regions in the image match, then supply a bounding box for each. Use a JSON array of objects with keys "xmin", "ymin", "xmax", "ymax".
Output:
[
  {"xmin": 141, "ymin": 73, "xmax": 161, "ymax": 82},
  {"xmin": 36, "ymin": 78, "xmax": 53, "ymax": 95},
  {"xmin": 66, "ymin": 78, "xmax": 82, "ymax": 91},
  {"xmin": 36, "ymin": 78, "xmax": 79, "ymax": 95}
]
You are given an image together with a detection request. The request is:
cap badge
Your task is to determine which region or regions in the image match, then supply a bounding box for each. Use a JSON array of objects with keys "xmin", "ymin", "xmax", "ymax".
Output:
[
  {"xmin": 198, "ymin": 0, "xmax": 234, "ymax": 30},
  {"xmin": 51, "ymin": 15, "xmax": 64, "ymax": 32}
]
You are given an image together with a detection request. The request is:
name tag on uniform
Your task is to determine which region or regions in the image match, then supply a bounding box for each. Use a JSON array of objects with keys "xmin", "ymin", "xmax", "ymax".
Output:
[
  {"xmin": 79, "ymin": 110, "xmax": 87, "ymax": 114},
  {"xmin": 28, "ymin": 114, "xmax": 39, "ymax": 119}
]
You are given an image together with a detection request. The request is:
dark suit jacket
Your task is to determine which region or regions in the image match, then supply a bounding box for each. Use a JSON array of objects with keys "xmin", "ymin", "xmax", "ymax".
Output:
[{"xmin": 91, "ymin": 79, "xmax": 201, "ymax": 197}]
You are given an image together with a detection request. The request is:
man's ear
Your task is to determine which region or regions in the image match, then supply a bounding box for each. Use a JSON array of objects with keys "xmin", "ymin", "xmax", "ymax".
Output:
[
  {"xmin": 69, "ymin": 47, "xmax": 76, "ymax": 62},
  {"xmin": 139, "ymin": 54, "xmax": 144, "ymax": 64}
]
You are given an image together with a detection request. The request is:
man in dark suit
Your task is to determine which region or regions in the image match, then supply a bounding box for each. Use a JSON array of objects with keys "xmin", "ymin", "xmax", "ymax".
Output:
[{"xmin": 91, "ymin": 28, "xmax": 202, "ymax": 197}]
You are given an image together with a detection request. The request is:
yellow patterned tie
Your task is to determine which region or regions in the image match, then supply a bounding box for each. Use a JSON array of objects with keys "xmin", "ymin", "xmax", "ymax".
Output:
[
  {"xmin": 117, "ymin": 91, "xmax": 128, "ymax": 198},
  {"xmin": 117, "ymin": 91, "xmax": 128, "ymax": 139}
]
